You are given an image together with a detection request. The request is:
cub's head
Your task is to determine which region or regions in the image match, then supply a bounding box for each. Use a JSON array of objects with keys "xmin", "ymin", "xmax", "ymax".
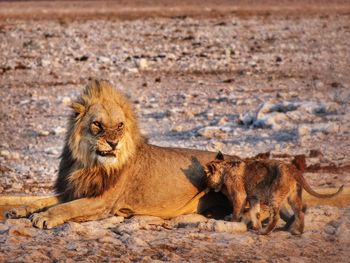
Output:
[
  {"xmin": 204, "ymin": 152, "xmax": 227, "ymax": 192},
  {"xmin": 67, "ymin": 80, "xmax": 143, "ymax": 169}
]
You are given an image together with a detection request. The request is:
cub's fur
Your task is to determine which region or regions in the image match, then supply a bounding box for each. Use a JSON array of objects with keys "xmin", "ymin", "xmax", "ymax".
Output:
[{"xmin": 204, "ymin": 152, "xmax": 343, "ymax": 235}]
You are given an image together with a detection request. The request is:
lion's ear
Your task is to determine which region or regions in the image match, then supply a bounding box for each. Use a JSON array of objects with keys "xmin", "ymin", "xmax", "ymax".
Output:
[
  {"xmin": 70, "ymin": 102, "xmax": 86, "ymax": 117},
  {"xmin": 215, "ymin": 151, "xmax": 224, "ymax": 161}
]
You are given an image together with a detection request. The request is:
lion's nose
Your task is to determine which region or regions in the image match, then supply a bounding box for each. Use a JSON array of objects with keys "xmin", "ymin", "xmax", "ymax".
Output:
[{"xmin": 107, "ymin": 140, "xmax": 118, "ymax": 150}]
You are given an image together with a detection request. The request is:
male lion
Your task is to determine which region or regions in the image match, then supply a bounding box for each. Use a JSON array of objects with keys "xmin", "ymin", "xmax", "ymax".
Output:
[
  {"xmin": 5, "ymin": 80, "xmax": 236, "ymax": 229},
  {"xmin": 204, "ymin": 153, "xmax": 344, "ymax": 235}
]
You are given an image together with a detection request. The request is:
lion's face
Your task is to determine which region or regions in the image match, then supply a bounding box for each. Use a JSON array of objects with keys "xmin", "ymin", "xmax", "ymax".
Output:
[
  {"xmin": 204, "ymin": 160, "xmax": 226, "ymax": 192},
  {"xmin": 67, "ymin": 80, "xmax": 142, "ymax": 170},
  {"xmin": 80, "ymin": 102, "xmax": 126, "ymax": 166}
]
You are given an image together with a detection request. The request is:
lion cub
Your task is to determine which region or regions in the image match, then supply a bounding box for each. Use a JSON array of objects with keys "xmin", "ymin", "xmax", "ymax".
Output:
[{"xmin": 204, "ymin": 152, "xmax": 343, "ymax": 235}]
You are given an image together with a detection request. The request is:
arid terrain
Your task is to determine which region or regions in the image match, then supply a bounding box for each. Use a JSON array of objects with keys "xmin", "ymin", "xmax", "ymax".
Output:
[{"xmin": 0, "ymin": 1, "xmax": 349, "ymax": 262}]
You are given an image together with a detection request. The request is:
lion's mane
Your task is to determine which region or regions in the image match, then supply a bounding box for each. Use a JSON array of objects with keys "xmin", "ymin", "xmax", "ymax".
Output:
[{"xmin": 54, "ymin": 80, "xmax": 145, "ymax": 201}]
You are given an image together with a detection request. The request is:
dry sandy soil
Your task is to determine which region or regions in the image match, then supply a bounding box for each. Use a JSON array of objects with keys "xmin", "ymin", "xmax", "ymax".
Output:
[{"xmin": 0, "ymin": 1, "xmax": 350, "ymax": 262}]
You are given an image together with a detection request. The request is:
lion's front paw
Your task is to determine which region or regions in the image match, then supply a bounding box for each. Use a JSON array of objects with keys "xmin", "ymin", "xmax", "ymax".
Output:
[
  {"xmin": 30, "ymin": 212, "xmax": 64, "ymax": 229},
  {"xmin": 5, "ymin": 206, "xmax": 29, "ymax": 219}
]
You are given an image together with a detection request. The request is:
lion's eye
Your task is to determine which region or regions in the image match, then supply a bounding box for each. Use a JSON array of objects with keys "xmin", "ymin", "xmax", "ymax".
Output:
[
  {"xmin": 117, "ymin": 122, "xmax": 124, "ymax": 129},
  {"xmin": 91, "ymin": 121, "xmax": 103, "ymax": 134},
  {"xmin": 92, "ymin": 121, "xmax": 102, "ymax": 128}
]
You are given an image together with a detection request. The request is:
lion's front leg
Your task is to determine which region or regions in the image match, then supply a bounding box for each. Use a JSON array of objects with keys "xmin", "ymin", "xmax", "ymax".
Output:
[
  {"xmin": 5, "ymin": 195, "xmax": 60, "ymax": 219},
  {"xmin": 30, "ymin": 197, "xmax": 111, "ymax": 229}
]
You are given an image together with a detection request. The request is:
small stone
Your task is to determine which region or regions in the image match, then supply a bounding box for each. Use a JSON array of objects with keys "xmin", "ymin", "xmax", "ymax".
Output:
[
  {"xmin": 298, "ymin": 125, "xmax": 311, "ymax": 137},
  {"xmin": 9, "ymin": 225, "xmax": 36, "ymax": 237},
  {"xmin": 45, "ymin": 147, "xmax": 59, "ymax": 155},
  {"xmin": 41, "ymin": 59, "xmax": 51, "ymax": 67},
  {"xmin": 137, "ymin": 58, "xmax": 148, "ymax": 70},
  {"xmin": 6, "ymin": 218, "xmax": 32, "ymax": 227},
  {"xmin": 62, "ymin": 97, "xmax": 71, "ymax": 105},
  {"xmin": 39, "ymin": 130, "xmax": 50, "ymax": 136},
  {"xmin": 0, "ymin": 150, "xmax": 10, "ymax": 158},
  {"xmin": 168, "ymin": 214, "xmax": 208, "ymax": 228},
  {"xmin": 53, "ymin": 126, "xmax": 66, "ymax": 135},
  {"xmin": 198, "ymin": 219, "xmax": 247, "ymax": 233},
  {"xmin": 128, "ymin": 68, "xmax": 139, "ymax": 73},
  {"xmin": 207, "ymin": 141, "xmax": 225, "ymax": 152},
  {"xmin": 98, "ymin": 56, "xmax": 110, "ymax": 63},
  {"xmin": 172, "ymin": 125, "xmax": 184, "ymax": 132},
  {"xmin": 0, "ymin": 223, "xmax": 9, "ymax": 234},
  {"xmin": 218, "ymin": 117, "xmax": 229, "ymax": 126},
  {"xmin": 197, "ymin": 126, "xmax": 223, "ymax": 138}
]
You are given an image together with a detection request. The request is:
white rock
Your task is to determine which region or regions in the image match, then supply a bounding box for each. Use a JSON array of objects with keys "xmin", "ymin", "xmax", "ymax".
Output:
[
  {"xmin": 207, "ymin": 141, "xmax": 225, "ymax": 152},
  {"xmin": 62, "ymin": 97, "xmax": 71, "ymax": 105},
  {"xmin": 53, "ymin": 126, "xmax": 66, "ymax": 135},
  {"xmin": 197, "ymin": 126, "xmax": 223, "ymax": 138},
  {"xmin": 38, "ymin": 130, "xmax": 50, "ymax": 136},
  {"xmin": 198, "ymin": 219, "xmax": 247, "ymax": 233},
  {"xmin": 137, "ymin": 58, "xmax": 148, "ymax": 70},
  {"xmin": 0, "ymin": 150, "xmax": 10, "ymax": 158},
  {"xmin": 168, "ymin": 214, "xmax": 208, "ymax": 228}
]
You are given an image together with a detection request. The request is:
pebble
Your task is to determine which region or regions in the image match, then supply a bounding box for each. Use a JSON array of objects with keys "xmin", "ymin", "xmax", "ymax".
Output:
[
  {"xmin": 53, "ymin": 126, "xmax": 66, "ymax": 135},
  {"xmin": 137, "ymin": 58, "xmax": 148, "ymax": 70},
  {"xmin": 198, "ymin": 219, "xmax": 247, "ymax": 234},
  {"xmin": 197, "ymin": 126, "xmax": 223, "ymax": 138},
  {"xmin": 0, "ymin": 150, "xmax": 20, "ymax": 160},
  {"xmin": 8, "ymin": 225, "xmax": 36, "ymax": 238},
  {"xmin": 0, "ymin": 224, "xmax": 9, "ymax": 234},
  {"xmin": 38, "ymin": 130, "xmax": 50, "ymax": 136}
]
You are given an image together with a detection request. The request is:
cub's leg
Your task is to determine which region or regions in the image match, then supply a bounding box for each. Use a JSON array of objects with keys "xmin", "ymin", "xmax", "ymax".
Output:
[
  {"xmin": 5, "ymin": 195, "xmax": 61, "ymax": 219},
  {"xmin": 30, "ymin": 197, "xmax": 111, "ymax": 229},
  {"xmin": 226, "ymin": 180, "xmax": 247, "ymax": 222},
  {"xmin": 287, "ymin": 185, "xmax": 306, "ymax": 235},
  {"xmin": 259, "ymin": 186, "xmax": 290, "ymax": 235},
  {"xmin": 248, "ymin": 196, "xmax": 262, "ymax": 231}
]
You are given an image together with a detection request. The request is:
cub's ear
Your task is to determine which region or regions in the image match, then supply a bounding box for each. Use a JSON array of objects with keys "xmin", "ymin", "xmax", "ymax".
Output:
[
  {"xmin": 215, "ymin": 151, "xmax": 224, "ymax": 161},
  {"xmin": 70, "ymin": 102, "xmax": 86, "ymax": 117}
]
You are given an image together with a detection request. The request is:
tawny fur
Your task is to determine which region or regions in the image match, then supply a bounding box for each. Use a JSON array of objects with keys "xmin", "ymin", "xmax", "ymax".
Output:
[{"xmin": 204, "ymin": 153, "xmax": 343, "ymax": 235}]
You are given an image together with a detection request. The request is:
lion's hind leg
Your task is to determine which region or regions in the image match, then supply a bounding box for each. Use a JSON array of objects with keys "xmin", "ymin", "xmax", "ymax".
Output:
[{"xmin": 5, "ymin": 195, "xmax": 60, "ymax": 219}]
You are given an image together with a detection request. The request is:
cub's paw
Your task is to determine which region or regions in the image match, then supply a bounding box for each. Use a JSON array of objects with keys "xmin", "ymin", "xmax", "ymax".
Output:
[
  {"xmin": 5, "ymin": 206, "xmax": 29, "ymax": 219},
  {"xmin": 30, "ymin": 212, "xmax": 64, "ymax": 229}
]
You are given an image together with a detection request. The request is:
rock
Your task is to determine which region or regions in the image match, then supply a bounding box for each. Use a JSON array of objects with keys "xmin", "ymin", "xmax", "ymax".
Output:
[
  {"xmin": 98, "ymin": 56, "xmax": 111, "ymax": 63},
  {"xmin": 298, "ymin": 125, "xmax": 311, "ymax": 137},
  {"xmin": 198, "ymin": 219, "xmax": 247, "ymax": 233},
  {"xmin": 81, "ymin": 216, "xmax": 124, "ymax": 229},
  {"xmin": 38, "ymin": 130, "xmax": 50, "ymax": 136},
  {"xmin": 207, "ymin": 141, "xmax": 225, "ymax": 152},
  {"xmin": 98, "ymin": 236, "xmax": 124, "ymax": 246},
  {"xmin": 62, "ymin": 97, "xmax": 71, "ymax": 105},
  {"xmin": 168, "ymin": 214, "xmax": 208, "ymax": 228},
  {"xmin": 67, "ymin": 221, "xmax": 109, "ymax": 238},
  {"xmin": 53, "ymin": 126, "xmax": 66, "ymax": 135},
  {"xmin": 127, "ymin": 215, "xmax": 164, "ymax": 226},
  {"xmin": 197, "ymin": 126, "xmax": 223, "ymax": 138},
  {"xmin": 0, "ymin": 150, "xmax": 10, "ymax": 158},
  {"xmin": 8, "ymin": 225, "xmax": 37, "ymax": 237},
  {"xmin": 44, "ymin": 147, "xmax": 60, "ymax": 155},
  {"xmin": 0, "ymin": 223, "xmax": 9, "ymax": 234},
  {"xmin": 172, "ymin": 125, "xmax": 184, "ymax": 132},
  {"xmin": 137, "ymin": 58, "xmax": 148, "ymax": 70},
  {"xmin": 6, "ymin": 218, "xmax": 32, "ymax": 227}
]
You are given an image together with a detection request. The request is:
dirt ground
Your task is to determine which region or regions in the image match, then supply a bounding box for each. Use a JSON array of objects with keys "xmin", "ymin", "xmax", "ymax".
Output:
[{"xmin": 0, "ymin": 1, "xmax": 349, "ymax": 262}]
